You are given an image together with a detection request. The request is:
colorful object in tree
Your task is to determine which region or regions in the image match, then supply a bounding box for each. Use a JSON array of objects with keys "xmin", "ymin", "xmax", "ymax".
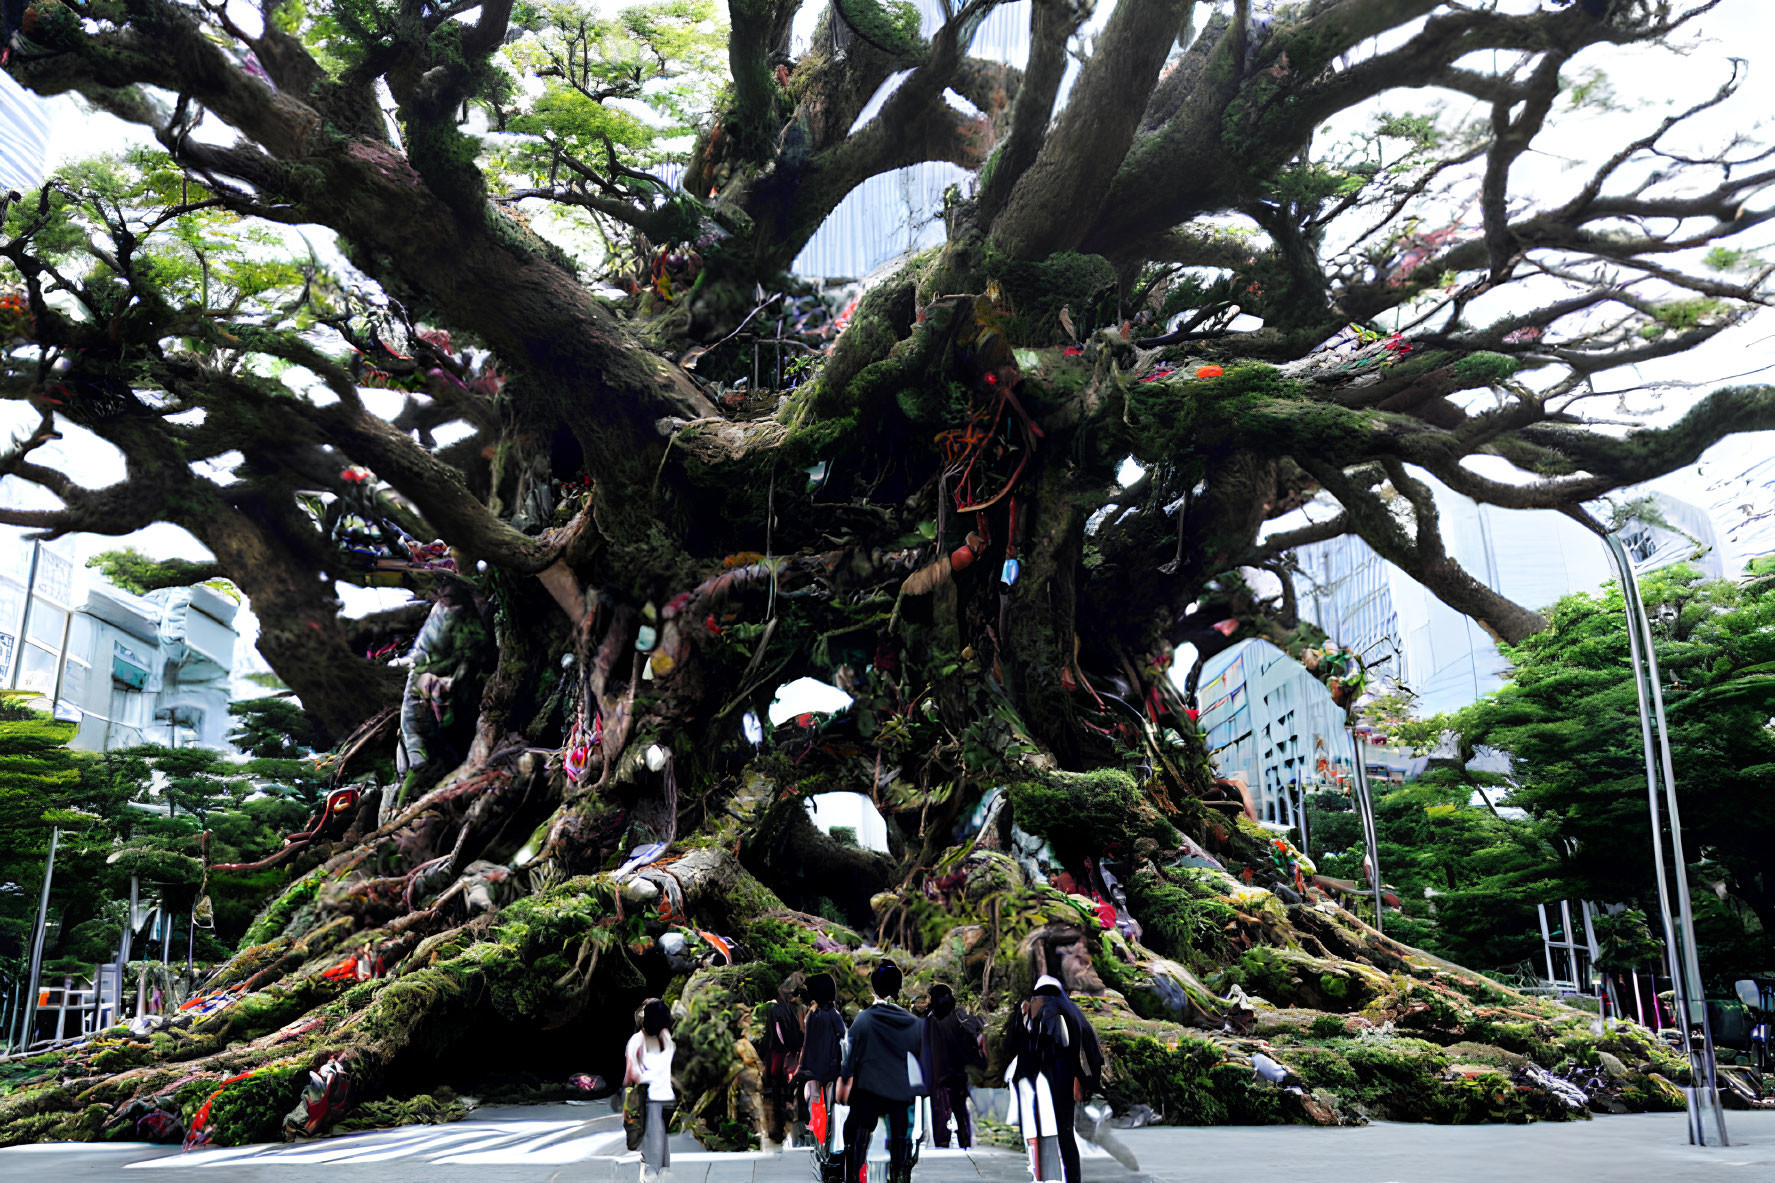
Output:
[
  {"xmin": 284, "ymin": 1057, "xmax": 353, "ymax": 1137},
  {"xmin": 184, "ymin": 1070, "xmax": 258, "ymax": 1150},
  {"xmin": 697, "ymin": 929, "xmax": 737, "ymax": 964},
  {"xmin": 320, "ymin": 956, "xmax": 360, "ymax": 982},
  {"xmin": 0, "ymin": 292, "xmax": 32, "ymax": 341},
  {"xmin": 1000, "ymin": 558, "xmax": 1021, "ymax": 587},
  {"xmin": 614, "ymin": 841, "xmax": 670, "ymax": 882},
  {"xmin": 1196, "ymin": 365, "xmax": 1223, "ymax": 378}
]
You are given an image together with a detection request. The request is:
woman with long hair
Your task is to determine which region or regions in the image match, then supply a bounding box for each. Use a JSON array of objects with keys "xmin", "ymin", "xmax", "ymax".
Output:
[
  {"xmin": 799, "ymin": 972, "xmax": 846, "ymax": 1179},
  {"xmin": 625, "ymin": 998, "xmax": 676, "ymax": 1176}
]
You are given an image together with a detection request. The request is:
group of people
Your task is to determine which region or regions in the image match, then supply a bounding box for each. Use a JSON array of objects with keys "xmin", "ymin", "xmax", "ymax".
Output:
[{"xmin": 622, "ymin": 963, "xmax": 1105, "ymax": 1183}]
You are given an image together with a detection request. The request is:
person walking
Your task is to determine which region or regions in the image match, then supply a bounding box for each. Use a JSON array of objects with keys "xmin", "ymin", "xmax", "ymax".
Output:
[
  {"xmin": 625, "ymin": 998, "xmax": 677, "ymax": 1178},
  {"xmin": 800, "ymin": 972, "xmax": 847, "ymax": 1178},
  {"xmin": 760, "ymin": 975, "xmax": 805, "ymax": 1148},
  {"xmin": 1003, "ymin": 975, "xmax": 1102, "ymax": 1183},
  {"xmin": 838, "ymin": 962, "xmax": 928, "ymax": 1183},
  {"xmin": 920, "ymin": 983, "xmax": 985, "ymax": 1149}
]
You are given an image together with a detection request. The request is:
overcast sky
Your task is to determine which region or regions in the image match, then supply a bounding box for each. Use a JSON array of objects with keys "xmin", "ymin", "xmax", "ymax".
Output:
[{"xmin": 1, "ymin": 0, "xmax": 1772, "ymax": 645}]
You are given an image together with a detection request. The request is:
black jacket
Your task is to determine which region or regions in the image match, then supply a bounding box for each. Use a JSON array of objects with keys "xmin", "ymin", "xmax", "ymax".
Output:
[
  {"xmin": 841, "ymin": 1000, "xmax": 929, "ymax": 1101},
  {"xmin": 922, "ymin": 1009, "xmax": 985, "ymax": 1085},
  {"xmin": 1003, "ymin": 990, "xmax": 1104, "ymax": 1095},
  {"xmin": 762, "ymin": 1001, "xmax": 804, "ymax": 1054},
  {"xmin": 801, "ymin": 1004, "xmax": 846, "ymax": 1083}
]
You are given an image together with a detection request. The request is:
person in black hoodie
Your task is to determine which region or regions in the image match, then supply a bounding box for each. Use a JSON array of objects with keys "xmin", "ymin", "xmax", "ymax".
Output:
[
  {"xmin": 838, "ymin": 961, "xmax": 928, "ymax": 1183},
  {"xmin": 1003, "ymin": 974, "xmax": 1103, "ymax": 1183},
  {"xmin": 800, "ymin": 973, "xmax": 846, "ymax": 1171},
  {"xmin": 760, "ymin": 975, "xmax": 805, "ymax": 1147},
  {"xmin": 920, "ymin": 983, "xmax": 984, "ymax": 1149}
]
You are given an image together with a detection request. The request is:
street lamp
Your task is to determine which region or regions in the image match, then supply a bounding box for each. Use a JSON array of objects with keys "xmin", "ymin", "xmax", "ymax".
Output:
[
  {"xmin": 15, "ymin": 826, "xmax": 58, "ymax": 1053},
  {"xmin": 1346, "ymin": 731, "xmax": 1384, "ymax": 934},
  {"xmin": 1602, "ymin": 532, "xmax": 1729, "ymax": 1147}
]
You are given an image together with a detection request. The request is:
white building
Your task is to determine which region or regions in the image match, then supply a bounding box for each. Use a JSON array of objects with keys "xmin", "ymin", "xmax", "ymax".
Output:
[{"xmin": 0, "ymin": 535, "xmax": 248, "ymax": 753}]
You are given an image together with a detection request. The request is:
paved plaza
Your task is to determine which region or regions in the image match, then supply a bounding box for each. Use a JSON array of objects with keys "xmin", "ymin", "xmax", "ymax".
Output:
[{"xmin": 2, "ymin": 1105, "xmax": 1771, "ymax": 1183}]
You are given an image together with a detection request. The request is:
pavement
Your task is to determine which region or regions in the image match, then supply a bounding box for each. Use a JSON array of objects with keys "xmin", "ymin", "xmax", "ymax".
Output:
[{"xmin": 2, "ymin": 1104, "xmax": 1772, "ymax": 1183}]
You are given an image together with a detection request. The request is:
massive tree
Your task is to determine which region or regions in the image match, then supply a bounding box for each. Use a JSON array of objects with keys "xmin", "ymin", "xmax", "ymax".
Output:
[{"xmin": 0, "ymin": 0, "xmax": 1768, "ymax": 1145}]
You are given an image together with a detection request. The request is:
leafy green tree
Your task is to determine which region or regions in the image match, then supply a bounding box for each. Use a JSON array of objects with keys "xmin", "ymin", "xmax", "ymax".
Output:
[
  {"xmin": 0, "ymin": 693, "xmax": 94, "ymax": 972},
  {"xmin": 1307, "ymin": 767, "xmax": 1554, "ymax": 974},
  {"xmin": 228, "ymin": 696, "xmax": 329, "ymax": 808},
  {"xmin": 1450, "ymin": 561, "xmax": 1775, "ymax": 984}
]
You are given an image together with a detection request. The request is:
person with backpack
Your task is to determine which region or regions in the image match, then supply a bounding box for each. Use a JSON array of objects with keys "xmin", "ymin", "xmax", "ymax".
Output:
[
  {"xmin": 800, "ymin": 972, "xmax": 847, "ymax": 1176},
  {"xmin": 624, "ymin": 998, "xmax": 677, "ymax": 1177},
  {"xmin": 760, "ymin": 975, "xmax": 806, "ymax": 1148},
  {"xmin": 838, "ymin": 961, "xmax": 929, "ymax": 1183},
  {"xmin": 920, "ymin": 983, "xmax": 985, "ymax": 1149},
  {"xmin": 1004, "ymin": 975, "xmax": 1103, "ymax": 1183}
]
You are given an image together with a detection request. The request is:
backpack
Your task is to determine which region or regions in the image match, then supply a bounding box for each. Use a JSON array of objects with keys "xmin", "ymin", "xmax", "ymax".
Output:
[
  {"xmin": 760, "ymin": 1001, "xmax": 803, "ymax": 1083},
  {"xmin": 1015, "ymin": 996, "xmax": 1072, "ymax": 1080}
]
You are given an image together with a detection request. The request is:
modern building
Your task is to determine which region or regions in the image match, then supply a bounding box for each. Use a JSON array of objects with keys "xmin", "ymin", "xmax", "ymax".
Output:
[
  {"xmin": 1286, "ymin": 488, "xmax": 1725, "ymax": 716},
  {"xmin": 1194, "ymin": 638, "xmax": 1430, "ymax": 830},
  {"xmin": 1193, "ymin": 488, "xmax": 1728, "ymax": 821},
  {"xmin": 0, "ymin": 534, "xmax": 247, "ymax": 753}
]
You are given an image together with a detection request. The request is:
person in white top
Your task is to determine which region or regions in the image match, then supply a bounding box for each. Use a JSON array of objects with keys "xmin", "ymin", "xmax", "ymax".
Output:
[{"xmin": 625, "ymin": 998, "xmax": 676, "ymax": 1175}]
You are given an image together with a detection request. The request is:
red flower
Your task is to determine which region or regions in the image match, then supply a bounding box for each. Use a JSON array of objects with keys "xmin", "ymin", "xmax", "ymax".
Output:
[
  {"xmin": 795, "ymin": 712, "xmax": 815, "ymax": 728},
  {"xmin": 704, "ymin": 613, "xmax": 722, "ymax": 636},
  {"xmin": 982, "ymin": 371, "xmax": 998, "ymax": 386},
  {"xmin": 1063, "ymin": 346, "xmax": 1083, "ymax": 357}
]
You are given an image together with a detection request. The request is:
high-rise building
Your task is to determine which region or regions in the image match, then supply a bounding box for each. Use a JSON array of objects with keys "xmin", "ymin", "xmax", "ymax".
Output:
[
  {"xmin": 1194, "ymin": 638, "xmax": 1429, "ymax": 831},
  {"xmin": 1194, "ymin": 489, "xmax": 1732, "ymax": 818},
  {"xmin": 1287, "ymin": 489, "xmax": 1725, "ymax": 716}
]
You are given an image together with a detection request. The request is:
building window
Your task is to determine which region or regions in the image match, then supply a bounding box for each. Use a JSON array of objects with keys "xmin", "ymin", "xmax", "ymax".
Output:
[
  {"xmin": 17, "ymin": 643, "xmax": 57, "ymax": 694},
  {"xmin": 112, "ymin": 641, "xmax": 149, "ymax": 690},
  {"xmin": 25, "ymin": 602, "xmax": 66, "ymax": 649},
  {"xmin": 65, "ymin": 614, "xmax": 92, "ymax": 661},
  {"xmin": 0, "ymin": 585, "xmax": 19, "ymax": 636},
  {"xmin": 60, "ymin": 659, "xmax": 87, "ymax": 703},
  {"xmin": 32, "ymin": 549, "xmax": 73, "ymax": 605}
]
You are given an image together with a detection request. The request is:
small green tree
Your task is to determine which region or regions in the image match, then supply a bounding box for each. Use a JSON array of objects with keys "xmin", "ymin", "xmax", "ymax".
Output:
[
  {"xmin": 228, "ymin": 696, "xmax": 329, "ymax": 809},
  {"xmin": 0, "ymin": 694, "xmax": 113, "ymax": 984}
]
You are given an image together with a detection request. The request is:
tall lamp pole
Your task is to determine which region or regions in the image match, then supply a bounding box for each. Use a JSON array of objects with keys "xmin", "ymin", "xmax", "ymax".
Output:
[
  {"xmin": 17, "ymin": 826, "xmax": 58, "ymax": 1052},
  {"xmin": 1346, "ymin": 731, "xmax": 1384, "ymax": 934},
  {"xmin": 1602, "ymin": 533, "xmax": 1728, "ymax": 1147}
]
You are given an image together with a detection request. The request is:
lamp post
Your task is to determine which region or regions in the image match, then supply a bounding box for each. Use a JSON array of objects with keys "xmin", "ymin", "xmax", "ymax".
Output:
[
  {"xmin": 1346, "ymin": 730, "xmax": 1384, "ymax": 934},
  {"xmin": 16, "ymin": 826, "xmax": 59, "ymax": 1052},
  {"xmin": 1602, "ymin": 532, "xmax": 1728, "ymax": 1147}
]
